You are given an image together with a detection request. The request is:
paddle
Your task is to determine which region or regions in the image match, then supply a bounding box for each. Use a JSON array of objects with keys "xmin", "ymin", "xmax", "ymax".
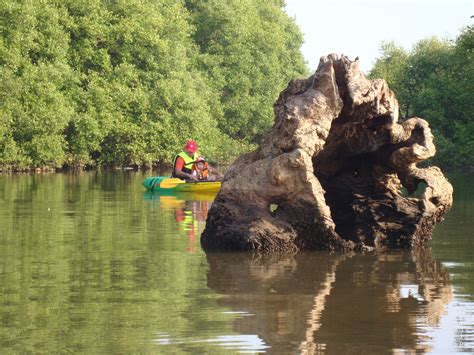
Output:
[{"xmin": 159, "ymin": 178, "xmax": 187, "ymax": 189}]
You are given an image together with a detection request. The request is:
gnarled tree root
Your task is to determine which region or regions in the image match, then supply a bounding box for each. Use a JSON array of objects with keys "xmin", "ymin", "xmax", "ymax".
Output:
[{"xmin": 201, "ymin": 54, "xmax": 453, "ymax": 252}]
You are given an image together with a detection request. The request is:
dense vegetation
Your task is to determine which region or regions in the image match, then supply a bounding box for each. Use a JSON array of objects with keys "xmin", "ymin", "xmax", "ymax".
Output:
[
  {"xmin": 0, "ymin": 0, "xmax": 306, "ymax": 170},
  {"xmin": 1, "ymin": 0, "xmax": 471, "ymax": 171},
  {"xmin": 369, "ymin": 26, "xmax": 473, "ymax": 168}
]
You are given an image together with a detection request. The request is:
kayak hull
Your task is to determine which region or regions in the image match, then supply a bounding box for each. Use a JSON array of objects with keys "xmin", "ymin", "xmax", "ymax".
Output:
[{"xmin": 143, "ymin": 176, "xmax": 221, "ymax": 192}]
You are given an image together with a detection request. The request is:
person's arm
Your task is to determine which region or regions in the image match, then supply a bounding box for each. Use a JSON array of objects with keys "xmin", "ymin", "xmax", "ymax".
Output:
[{"xmin": 174, "ymin": 157, "xmax": 197, "ymax": 180}]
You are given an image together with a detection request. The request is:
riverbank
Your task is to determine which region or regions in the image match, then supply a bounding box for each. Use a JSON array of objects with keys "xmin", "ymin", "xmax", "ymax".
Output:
[{"xmin": 0, "ymin": 162, "xmax": 231, "ymax": 176}]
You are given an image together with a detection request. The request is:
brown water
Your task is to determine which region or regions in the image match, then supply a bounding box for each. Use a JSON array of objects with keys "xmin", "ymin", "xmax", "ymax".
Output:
[{"xmin": 0, "ymin": 171, "xmax": 472, "ymax": 353}]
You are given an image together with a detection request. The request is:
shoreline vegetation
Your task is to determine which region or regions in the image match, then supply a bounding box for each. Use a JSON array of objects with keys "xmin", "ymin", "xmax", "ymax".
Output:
[
  {"xmin": 0, "ymin": 0, "xmax": 306, "ymax": 172},
  {"xmin": 0, "ymin": 162, "xmax": 472, "ymax": 176},
  {"xmin": 0, "ymin": 1, "xmax": 472, "ymax": 172},
  {"xmin": 368, "ymin": 25, "xmax": 473, "ymax": 169}
]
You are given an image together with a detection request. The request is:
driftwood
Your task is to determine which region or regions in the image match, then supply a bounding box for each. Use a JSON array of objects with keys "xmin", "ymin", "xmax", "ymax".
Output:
[{"xmin": 202, "ymin": 54, "xmax": 453, "ymax": 252}]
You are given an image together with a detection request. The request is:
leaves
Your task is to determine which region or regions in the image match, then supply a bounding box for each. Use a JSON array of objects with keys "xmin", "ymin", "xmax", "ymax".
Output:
[
  {"xmin": 369, "ymin": 28, "xmax": 474, "ymax": 168},
  {"xmin": 1, "ymin": 0, "xmax": 306, "ymax": 170}
]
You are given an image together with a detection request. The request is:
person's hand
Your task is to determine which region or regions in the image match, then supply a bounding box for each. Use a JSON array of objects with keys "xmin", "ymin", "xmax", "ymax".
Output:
[{"xmin": 188, "ymin": 174, "xmax": 198, "ymax": 181}]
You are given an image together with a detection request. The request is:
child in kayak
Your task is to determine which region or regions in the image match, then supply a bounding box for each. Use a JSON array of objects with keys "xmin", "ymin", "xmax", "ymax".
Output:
[{"xmin": 192, "ymin": 157, "xmax": 209, "ymax": 181}]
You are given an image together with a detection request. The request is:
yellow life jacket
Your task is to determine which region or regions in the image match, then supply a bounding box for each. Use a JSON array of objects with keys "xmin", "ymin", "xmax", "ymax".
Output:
[{"xmin": 172, "ymin": 151, "xmax": 198, "ymax": 177}]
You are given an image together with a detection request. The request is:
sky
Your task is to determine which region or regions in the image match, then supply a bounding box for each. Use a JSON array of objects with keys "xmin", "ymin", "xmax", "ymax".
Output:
[{"xmin": 284, "ymin": 0, "xmax": 473, "ymax": 72}]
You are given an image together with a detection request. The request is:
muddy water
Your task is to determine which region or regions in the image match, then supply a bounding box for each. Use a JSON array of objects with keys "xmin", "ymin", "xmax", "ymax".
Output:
[{"xmin": 0, "ymin": 172, "xmax": 472, "ymax": 353}]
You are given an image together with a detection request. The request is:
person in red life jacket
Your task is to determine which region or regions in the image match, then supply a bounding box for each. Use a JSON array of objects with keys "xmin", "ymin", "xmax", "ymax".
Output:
[
  {"xmin": 172, "ymin": 140, "xmax": 198, "ymax": 181},
  {"xmin": 192, "ymin": 157, "xmax": 209, "ymax": 180}
]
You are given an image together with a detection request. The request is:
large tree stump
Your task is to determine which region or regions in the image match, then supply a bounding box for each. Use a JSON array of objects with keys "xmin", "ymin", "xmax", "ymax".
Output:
[{"xmin": 202, "ymin": 54, "xmax": 453, "ymax": 252}]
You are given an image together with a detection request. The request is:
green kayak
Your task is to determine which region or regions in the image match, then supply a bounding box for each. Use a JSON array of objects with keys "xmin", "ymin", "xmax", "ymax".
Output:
[{"xmin": 143, "ymin": 176, "xmax": 221, "ymax": 192}]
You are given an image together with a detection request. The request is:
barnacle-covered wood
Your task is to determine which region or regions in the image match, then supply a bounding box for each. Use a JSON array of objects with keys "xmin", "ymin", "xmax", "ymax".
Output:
[{"xmin": 201, "ymin": 54, "xmax": 453, "ymax": 252}]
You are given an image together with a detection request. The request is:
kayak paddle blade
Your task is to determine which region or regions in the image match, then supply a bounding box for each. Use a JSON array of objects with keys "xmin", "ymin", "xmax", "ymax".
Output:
[{"xmin": 159, "ymin": 178, "xmax": 186, "ymax": 189}]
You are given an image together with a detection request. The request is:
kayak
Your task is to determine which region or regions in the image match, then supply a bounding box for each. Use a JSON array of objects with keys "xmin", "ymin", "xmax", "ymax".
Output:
[
  {"xmin": 143, "ymin": 177, "xmax": 221, "ymax": 192},
  {"xmin": 142, "ymin": 176, "xmax": 221, "ymax": 193}
]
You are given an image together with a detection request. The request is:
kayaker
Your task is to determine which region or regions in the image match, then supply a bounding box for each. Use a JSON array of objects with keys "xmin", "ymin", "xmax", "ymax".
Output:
[
  {"xmin": 192, "ymin": 157, "xmax": 209, "ymax": 180},
  {"xmin": 172, "ymin": 140, "xmax": 198, "ymax": 181}
]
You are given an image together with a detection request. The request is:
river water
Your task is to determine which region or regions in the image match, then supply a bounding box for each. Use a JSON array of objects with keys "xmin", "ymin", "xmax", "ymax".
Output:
[{"xmin": 0, "ymin": 171, "xmax": 472, "ymax": 353}]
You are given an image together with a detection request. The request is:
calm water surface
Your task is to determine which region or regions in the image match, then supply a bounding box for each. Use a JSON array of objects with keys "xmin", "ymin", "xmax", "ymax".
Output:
[{"xmin": 0, "ymin": 172, "xmax": 473, "ymax": 353}]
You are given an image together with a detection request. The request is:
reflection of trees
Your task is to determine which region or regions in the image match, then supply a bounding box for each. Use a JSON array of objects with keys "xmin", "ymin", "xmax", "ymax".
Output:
[
  {"xmin": 206, "ymin": 248, "xmax": 452, "ymax": 353},
  {"xmin": 0, "ymin": 173, "xmax": 228, "ymax": 353},
  {"xmin": 431, "ymin": 172, "xmax": 474, "ymax": 302}
]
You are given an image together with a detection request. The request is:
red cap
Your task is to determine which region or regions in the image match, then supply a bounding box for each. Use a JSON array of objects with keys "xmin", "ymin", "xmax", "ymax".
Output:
[
  {"xmin": 185, "ymin": 140, "xmax": 197, "ymax": 153},
  {"xmin": 196, "ymin": 157, "xmax": 206, "ymax": 162}
]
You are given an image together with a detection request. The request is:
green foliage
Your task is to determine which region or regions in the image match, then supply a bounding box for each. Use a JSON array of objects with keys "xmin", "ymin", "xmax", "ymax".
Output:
[
  {"xmin": 370, "ymin": 42, "xmax": 411, "ymax": 117},
  {"xmin": 369, "ymin": 27, "xmax": 474, "ymax": 168},
  {"xmin": 185, "ymin": 0, "xmax": 307, "ymax": 143},
  {"xmin": 0, "ymin": 1, "xmax": 73, "ymax": 168},
  {"xmin": 0, "ymin": 0, "xmax": 307, "ymax": 170}
]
